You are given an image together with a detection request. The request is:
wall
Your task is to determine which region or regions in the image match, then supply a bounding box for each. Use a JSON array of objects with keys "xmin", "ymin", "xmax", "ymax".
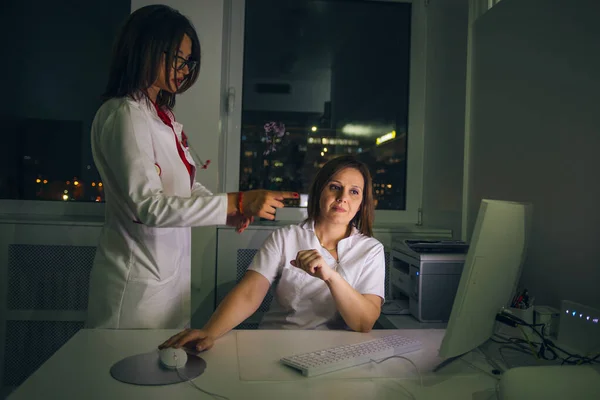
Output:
[
  {"xmin": 421, "ymin": 0, "xmax": 468, "ymax": 238},
  {"xmin": 466, "ymin": 0, "xmax": 600, "ymax": 309},
  {"xmin": 131, "ymin": 0, "xmax": 225, "ymax": 326}
]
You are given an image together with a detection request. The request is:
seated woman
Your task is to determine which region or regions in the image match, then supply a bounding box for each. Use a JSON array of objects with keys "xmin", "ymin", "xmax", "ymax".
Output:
[{"xmin": 159, "ymin": 155, "xmax": 385, "ymax": 352}]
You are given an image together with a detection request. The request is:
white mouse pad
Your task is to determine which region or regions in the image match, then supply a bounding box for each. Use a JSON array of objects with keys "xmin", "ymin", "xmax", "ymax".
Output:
[{"xmin": 110, "ymin": 350, "xmax": 206, "ymax": 385}]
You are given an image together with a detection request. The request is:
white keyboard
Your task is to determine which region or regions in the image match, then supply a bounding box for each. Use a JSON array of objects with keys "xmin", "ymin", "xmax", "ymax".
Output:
[{"xmin": 280, "ymin": 334, "xmax": 422, "ymax": 377}]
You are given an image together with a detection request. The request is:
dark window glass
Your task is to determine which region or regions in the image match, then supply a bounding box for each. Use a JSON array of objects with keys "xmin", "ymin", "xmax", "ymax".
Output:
[
  {"xmin": 0, "ymin": 0, "xmax": 130, "ymax": 202},
  {"xmin": 239, "ymin": 0, "xmax": 411, "ymax": 210}
]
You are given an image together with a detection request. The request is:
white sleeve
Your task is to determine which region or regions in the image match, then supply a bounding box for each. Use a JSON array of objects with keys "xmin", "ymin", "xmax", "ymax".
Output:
[
  {"xmin": 247, "ymin": 230, "xmax": 285, "ymax": 284},
  {"xmin": 97, "ymin": 103, "xmax": 227, "ymax": 227},
  {"xmin": 191, "ymin": 180, "xmax": 213, "ymax": 197},
  {"xmin": 354, "ymin": 242, "xmax": 386, "ymax": 301}
]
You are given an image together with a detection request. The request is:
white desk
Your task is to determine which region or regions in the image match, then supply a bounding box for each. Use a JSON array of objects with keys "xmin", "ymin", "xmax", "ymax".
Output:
[{"xmin": 8, "ymin": 329, "xmax": 498, "ymax": 400}]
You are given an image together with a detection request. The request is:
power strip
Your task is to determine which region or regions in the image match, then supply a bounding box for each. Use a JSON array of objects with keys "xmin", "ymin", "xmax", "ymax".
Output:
[{"xmin": 557, "ymin": 300, "xmax": 600, "ymax": 355}]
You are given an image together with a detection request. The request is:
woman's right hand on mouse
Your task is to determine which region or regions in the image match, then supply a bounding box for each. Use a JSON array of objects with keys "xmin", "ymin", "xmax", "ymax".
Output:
[{"xmin": 159, "ymin": 329, "xmax": 215, "ymax": 352}]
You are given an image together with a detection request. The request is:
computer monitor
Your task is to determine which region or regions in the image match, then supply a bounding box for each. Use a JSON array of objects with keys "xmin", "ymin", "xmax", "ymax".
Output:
[{"xmin": 438, "ymin": 199, "xmax": 533, "ymax": 363}]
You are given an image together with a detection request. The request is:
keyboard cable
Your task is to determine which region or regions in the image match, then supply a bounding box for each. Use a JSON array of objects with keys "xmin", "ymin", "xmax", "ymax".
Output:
[
  {"xmin": 176, "ymin": 368, "xmax": 230, "ymax": 400},
  {"xmin": 370, "ymin": 355, "xmax": 423, "ymax": 399}
]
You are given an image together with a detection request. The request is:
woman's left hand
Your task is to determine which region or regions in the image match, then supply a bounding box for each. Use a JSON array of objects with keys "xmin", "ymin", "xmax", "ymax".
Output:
[
  {"xmin": 291, "ymin": 249, "xmax": 336, "ymax": 282},
  {"xmin": 226, "ymin": 212, "xmax": 254, "ymax": 233}
]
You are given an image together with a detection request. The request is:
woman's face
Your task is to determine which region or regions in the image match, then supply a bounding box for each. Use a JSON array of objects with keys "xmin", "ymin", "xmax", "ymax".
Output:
[
  {"xmin": 154, "ymin": 34, "xmax": 193, "ymax": 93},
  {"xmin": 318, "ymin": 167, "xmax": 364, "ymax": 226}
]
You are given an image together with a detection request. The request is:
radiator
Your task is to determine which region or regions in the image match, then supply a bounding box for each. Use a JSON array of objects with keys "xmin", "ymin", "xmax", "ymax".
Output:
[{"xmin": 3, "ymin": 244, "xmax": 95, "ymax": 388}]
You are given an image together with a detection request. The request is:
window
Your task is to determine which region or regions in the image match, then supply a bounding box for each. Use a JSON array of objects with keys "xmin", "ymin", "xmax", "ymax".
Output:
[
  {"xmin": 224, "ymin": 0, "xmax": 426, "ymax": 222},
  {"xmin": 0, "ymin": 0, "xmax": 130, "ymax": 203}
]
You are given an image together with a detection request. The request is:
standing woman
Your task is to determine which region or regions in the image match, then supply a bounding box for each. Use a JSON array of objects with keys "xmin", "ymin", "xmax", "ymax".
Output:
[{"xmin": 87, "ymin": 4, "xmax": 296, "ymax": 329}]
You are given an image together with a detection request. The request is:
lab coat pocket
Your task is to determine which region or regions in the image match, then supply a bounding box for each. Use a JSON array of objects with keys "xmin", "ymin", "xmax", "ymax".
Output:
[
  {"xmin": 119, "ymin": 278, "xmax": 185, "ymax": 328},
  {"xmin": 275, "ymin": 266, "xmax": 308, "ymax": 310},
  {"xmin": 127, "ymin": 224, "xmax": 184, "ymax": 282}
]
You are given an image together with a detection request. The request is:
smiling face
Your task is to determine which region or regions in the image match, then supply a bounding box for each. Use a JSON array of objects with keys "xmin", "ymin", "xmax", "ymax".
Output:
[
  {"xmin": 318, "ymin": 167, "xmax": 365, "ymax": 227},
  {"xmin": 150, "ymin": 34, "xmax": 193, "ymax": 96}
]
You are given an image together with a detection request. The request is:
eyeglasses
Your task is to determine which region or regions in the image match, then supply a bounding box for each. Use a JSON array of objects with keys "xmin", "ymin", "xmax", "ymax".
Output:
[{"xmin": 172, "ymin": 55, "xmax": 197, "ymax": 72}]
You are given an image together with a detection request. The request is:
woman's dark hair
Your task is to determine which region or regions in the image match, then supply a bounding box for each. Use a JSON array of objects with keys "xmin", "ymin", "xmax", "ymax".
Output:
[
  {"xmin": 306, "ymin": 155, "xmax": 375, "ymax": 237},
  {"xmin": 103, "ymin": 5, "xmax": 201, "ymax": 109}
]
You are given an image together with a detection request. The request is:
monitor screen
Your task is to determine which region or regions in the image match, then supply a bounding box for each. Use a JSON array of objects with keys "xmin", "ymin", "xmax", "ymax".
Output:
[{"xmin": 439, "ymin": 199, "xmax": 533, "ymax": 359}]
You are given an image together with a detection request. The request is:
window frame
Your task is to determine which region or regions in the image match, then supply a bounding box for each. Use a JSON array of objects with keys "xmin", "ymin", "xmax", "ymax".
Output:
[
  {"xmin": 1, "ymin": 0, "xmax": 428, "ymax": 223},
  {"xmin": 220, "ymin": 0, "xmax": 427, "ymax": 223}
]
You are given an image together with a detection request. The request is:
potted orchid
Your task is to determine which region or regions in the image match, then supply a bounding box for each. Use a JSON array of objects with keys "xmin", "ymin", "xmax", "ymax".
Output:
[
  {"xmin": 262, "ymin": 121, "xmax": 286, "ymax": 189},
  {"xmin": 262, "ymin": 121, "xmax": 286, "ymax": 155}
]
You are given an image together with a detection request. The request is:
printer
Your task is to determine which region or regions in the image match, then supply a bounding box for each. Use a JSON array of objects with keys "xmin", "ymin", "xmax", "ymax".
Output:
[{"xmin": 389, "ymin": 239, "xmax": 467, "ymax": 322}]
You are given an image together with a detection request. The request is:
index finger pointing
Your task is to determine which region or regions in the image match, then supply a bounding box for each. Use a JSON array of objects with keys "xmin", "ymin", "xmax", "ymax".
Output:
[{"xmin": 273, "ymin": 191, "xmax": 299, "ymax": 200}]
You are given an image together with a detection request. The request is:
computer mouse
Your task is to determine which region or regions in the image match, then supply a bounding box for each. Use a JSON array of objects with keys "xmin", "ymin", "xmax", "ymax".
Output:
[{"xmin": 158, "ymin": 347, "xmax": 188, "ymax": 369}]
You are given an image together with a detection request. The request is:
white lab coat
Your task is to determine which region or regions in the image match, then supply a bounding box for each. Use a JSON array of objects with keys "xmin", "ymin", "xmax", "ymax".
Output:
[{"xmin": 86, "ymin": 95, "xmax": 227, "ymax": 329}]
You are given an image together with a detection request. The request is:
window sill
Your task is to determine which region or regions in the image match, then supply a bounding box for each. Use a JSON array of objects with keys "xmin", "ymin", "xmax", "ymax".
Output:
[
  {"xmin": 0, "ymin": 199, "xmax": 105, "ymax": 226},
  {"xmin": 217, "ymin": 220, "xmax": 451, "ymax": 235},
  {"xmin": 0, "ymin": 213, "xmax": 104, "ymax": 226}
]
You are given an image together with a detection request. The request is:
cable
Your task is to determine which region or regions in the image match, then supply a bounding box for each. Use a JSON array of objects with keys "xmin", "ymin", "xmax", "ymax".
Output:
[
  {"xmin": 176, "ymin": 368, "xmax": 230, "ymax": 400},
  {"xmin": 497, "ymin": 346, "xmax": 511, "ymax": 369},
  {"xmin": 474, "ymin": 347, "xmax": 505, "ymax": 377},
  {"xmin": 371, "ymin": 355, "xmax": 423, "ymax": 389},
  {"xmin": 578, "ymin": 348, "xmax": 600, "ymax": 365},
  {"xmin": 370, "ymin": 355, "xmax": 422, "ymax": 400},
  {"xmin": 498, "ymin": 344, "xmax": 536, "ymax": 369},
  {"xmin": 495, "ymin": 328, "xmax": 555, "ymax": 362},
  {"xmin": 517, "ymin": 325, "xmax": 539, "ymax": 360},
  {"xmin": 492, "ymin": 336, "xmax": 535, "ymax": 347},
  {"xmin": 504, "ymin": 324, "xmax": 558, "ymax": 362},
  {"xmin": 497, "ymin": 311, "xmax": 599, "ymax": 365},
  {"xmin": 492, "ymin": 333, "xmax": 544, "ymax": 357}
]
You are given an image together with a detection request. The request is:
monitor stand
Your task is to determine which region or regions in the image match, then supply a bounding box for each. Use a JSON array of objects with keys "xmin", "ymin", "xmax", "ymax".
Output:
[
  {"xmin": 432, "ymin": 353, "xmax": 464, "ymax": 372},
  {"xmin": 433, "ymin": 344, "xmax": 505, "ymax": 374}
]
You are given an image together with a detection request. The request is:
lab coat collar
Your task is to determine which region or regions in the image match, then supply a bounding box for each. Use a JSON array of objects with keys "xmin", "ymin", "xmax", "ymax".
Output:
[
  {"xmin": 300, "ymin": 219, "xmax": 360, "ymax": 246},
  {"xmin": 130, "ymin": 91, "xmax": 173, "ymax": 125},
  {"xmin": 130, "ymin": 92, "xmax": 185, "ymax": 137}
]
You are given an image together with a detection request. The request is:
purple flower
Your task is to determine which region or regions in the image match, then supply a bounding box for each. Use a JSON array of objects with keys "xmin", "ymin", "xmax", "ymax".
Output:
[
  {"xmin": 263, "ymin": 121, "xmax": 285, "ymax": 154},
  {"xmin": 263, "ymin": 144, "xmax": 276, "ymax": 155},
  {"xmin": 264, "ymin": 122, "xmax": 285, "ymax": 136}
]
